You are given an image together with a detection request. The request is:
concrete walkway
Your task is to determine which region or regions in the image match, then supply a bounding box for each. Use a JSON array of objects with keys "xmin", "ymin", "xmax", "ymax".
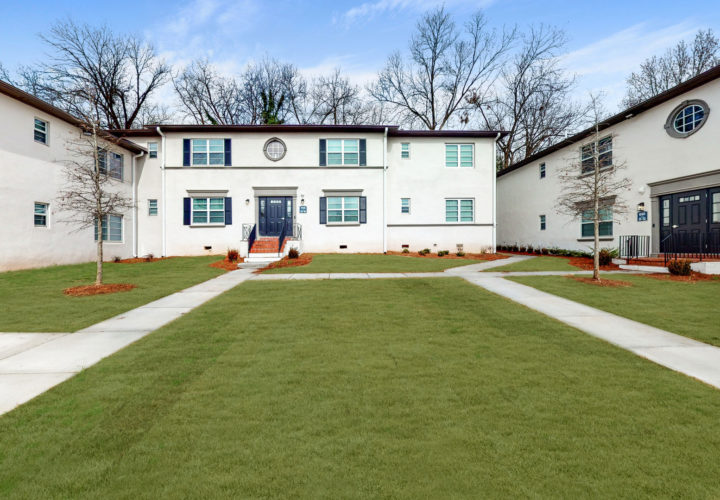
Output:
[{"xmin": 0, "ymin": 268, "xmax": 255, "ymax": 415}]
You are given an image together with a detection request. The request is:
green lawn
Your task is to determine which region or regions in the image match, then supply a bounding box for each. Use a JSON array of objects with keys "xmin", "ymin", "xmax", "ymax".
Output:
[
  {"xmin": 2, "ymin": 278, "xmax": 720, "ymax": 498},
  {"xmin": 263, "ymin": 253, "xmax": 487, "ymax": 273},
  {"xmin": 510, "ymin": 273, "xmax": 720, "ymax": 346},
  {"xmin": 0, "ymin": 257, "xmax": 225, "ymax": 332},
  {"xmin": 485, "ymin": 255, "xmax": 580, "ymax": 272}
]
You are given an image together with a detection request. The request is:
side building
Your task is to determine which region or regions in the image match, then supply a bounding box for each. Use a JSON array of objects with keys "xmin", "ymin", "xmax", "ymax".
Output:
[
  {"xmin": 0, "ymin": 81, "xmax": 145, "ymax": 271},
  {"xmin": 497, "ymin": 65, "xmax": 720, "ymax": 257}
]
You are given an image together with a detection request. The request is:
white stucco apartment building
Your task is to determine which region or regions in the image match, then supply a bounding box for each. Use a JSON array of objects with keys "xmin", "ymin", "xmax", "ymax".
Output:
[
  {"xmin": 0, "ymin": 79, "xmax": 504, "ymax": 271},
  {"xmin": 497, "ymin": 65, "xmax": 720, "ymax": 257}
]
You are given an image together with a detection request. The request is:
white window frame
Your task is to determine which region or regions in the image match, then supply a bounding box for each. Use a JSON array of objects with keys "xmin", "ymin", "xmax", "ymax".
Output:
[
  {"xmin": 327, "ymin": 196, "xmax": 360, "ymax": 224},
  {"xmin": 540, "ymin": 214, "xmax": 546, "ymax": 231},
  {"xmin": 34, "ymin": 118, "xmax": 48, "ymax": 145},
  {"xmin": 148, "ymin": 199, "xmax": 158, "ymax": 216},
  {"xmin": 98, "ymin": 149, "xmax": 124, "ymax": 181},
  {"xmin": 191, "ymin": 197, "xmax": 225, "ymax": 226},
  {"xmin": 445, "ymin": 144, "xmax": 474, "ymax": 168},
  {"xmin": 539, "ymin": 163, "xmax": 546, "ymax": 179},
  {"xmin": 191, "ymin": 139, "xmax": 225, "ymax": 166},
  {"xmin": 94, "ymin": 214, "xmax": 123, "ymax": 243},
  {"xmin": 326, "ymin": 139, "xmax": 360, "ymax": 166},
  {"xmin": 34, "ymin": 202, "xmax": 49, "ymax": 227},
  {"xmin": 401, "ymin": 142, "xmax": 410, "ymax": 159},
  {"xmin": 401, "ymin": 198, "xmax": 411, "ymax": 214},
  {"xmin": 445, "ymin": 198, "xmax": 474, "ymax": 223},
  {"xmin": 580, "ymin": 136, "xmax": 612, "ymax": 174},
  {"xmin": 581, "ymin": 207, "xmax": 613, "ymax": 238},
  {"xmin": 148, "ymin": 142, "xmax": 158, "ymax": 159}
]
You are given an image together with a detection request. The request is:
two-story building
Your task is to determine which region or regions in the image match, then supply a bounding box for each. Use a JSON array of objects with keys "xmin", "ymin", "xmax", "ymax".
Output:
[
  {"xmin": 497, "ymin": 65, "xmax": 720, "ymax": 258},
  {"xmin": 0, "ymin": 78, "xmax": 504, "ymax": 270}
]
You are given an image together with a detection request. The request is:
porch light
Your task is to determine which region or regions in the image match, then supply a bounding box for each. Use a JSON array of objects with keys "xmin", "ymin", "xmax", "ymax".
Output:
[{"xmin": 245, "ymin": 198, "xmax": 250, "ymax": 205}]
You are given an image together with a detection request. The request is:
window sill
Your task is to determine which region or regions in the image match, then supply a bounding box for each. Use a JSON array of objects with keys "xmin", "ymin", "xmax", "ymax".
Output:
[
  {"xmin": 577, "ymin": 237, "xmax": 614, "ymax": 241},
  {"xmin": 326, "ymin": 223, "xmax": 361, "ymax": 227},
  {"xmin": 190, "ymin": 224, "xmax": 226, "ymax": 228}
]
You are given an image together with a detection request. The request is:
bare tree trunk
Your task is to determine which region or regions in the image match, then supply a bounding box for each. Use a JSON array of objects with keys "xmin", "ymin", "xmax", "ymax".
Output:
[
  {"xmin": 96, "ymin": 221, "xmax": 103, "ymax": 285},
  {"xmin": 593, "ymin": 192, "xmax": 600, "ymax": 281}
]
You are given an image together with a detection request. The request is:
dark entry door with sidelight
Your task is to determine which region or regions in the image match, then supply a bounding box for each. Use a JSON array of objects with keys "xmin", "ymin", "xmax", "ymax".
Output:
[
  {"xmin": 258, "ymin": 197, "xmax": 293, "ymax": 237},
  {"xmin": 660, "ymin": 188, "xmax": 717, "ymax": 253}
]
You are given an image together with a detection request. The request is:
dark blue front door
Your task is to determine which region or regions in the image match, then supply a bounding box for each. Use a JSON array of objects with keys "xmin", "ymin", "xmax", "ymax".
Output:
[{"xmin": 259, "ymin": 197, "xmax": 293, "ymax": 236}]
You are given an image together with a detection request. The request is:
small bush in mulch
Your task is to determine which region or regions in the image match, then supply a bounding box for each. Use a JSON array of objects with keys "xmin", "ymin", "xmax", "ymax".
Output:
[
  {"xmin": 402, "ymin": 248, "xmax": 410, "ymax": 254},
  {"xmin": 418, "ymin": 248, "xmax": 431, "ymax": 256},
  {"xmin": 570, "ymin": 277, "xmax": 632, "ymax": 287},
  {"xmin": 456, "ymin": 251, "xmax": 465, "ymax": 257},
  {"xmin": 64, "ymin": 283, "xmax": 136, "ymax": 296},
  {"xmin": 227, "ymin": 249, "xmax": 240, "ymax": 262},
  {"xmin": 437, "ymin": 250, "xmax": 449, "ymax": 257},
  {"xmin": 598, "ymin": 249, "xmax": 613, "ymax": 267},
  {"xmin": 667, "ymin": 259, "xmax": 692, "ymax": 276},
  {"xmin": 640, "ymin": 271, "xmax": 718, "ymax": 282},
  {"xmin": 288, "ymin": 248, "xmax": 300, "ymax": 259}
]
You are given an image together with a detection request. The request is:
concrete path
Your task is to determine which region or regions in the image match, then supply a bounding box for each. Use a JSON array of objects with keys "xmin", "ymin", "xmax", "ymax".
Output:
[{"xmin": 0, "ymin": 268, "xmax": 255, "ymax": 415}]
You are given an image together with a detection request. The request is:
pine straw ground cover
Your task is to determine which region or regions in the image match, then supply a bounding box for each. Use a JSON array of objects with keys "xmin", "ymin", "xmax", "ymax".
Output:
[{"xmin": 1, "ymin": 279, "xmax": 720, "ymax": 497}]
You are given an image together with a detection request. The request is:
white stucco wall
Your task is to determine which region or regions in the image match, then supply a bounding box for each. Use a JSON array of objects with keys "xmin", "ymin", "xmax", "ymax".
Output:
[
  {"xmin": 0, "ymin": 94, "xmax": 135, "ymax": 271},
  {"xmin": 497, "ymin": 78, "xmax": 720, "ymax": 252}
]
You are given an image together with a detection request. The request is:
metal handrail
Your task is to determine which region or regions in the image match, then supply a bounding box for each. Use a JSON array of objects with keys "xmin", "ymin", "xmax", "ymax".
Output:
[
  {"xmin": 247, "ymin": 225, "xmax": 256, "ymax": 254},
  {"xmin": 241, "ymin": 223, "xmax": 254, "ymax": 240},
  {"xmin": 618, "ymin": 235, "xmax": 650, "ymax": 262},
  {"xmin": 278, "ymin": 222, "xmax": 287, "ymax": 256}
]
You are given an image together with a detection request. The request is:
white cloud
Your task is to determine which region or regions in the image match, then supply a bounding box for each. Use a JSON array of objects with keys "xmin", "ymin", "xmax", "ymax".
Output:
[{"xmin": 340, "ymin": 0, "xmax": 495, "ymax": 24}]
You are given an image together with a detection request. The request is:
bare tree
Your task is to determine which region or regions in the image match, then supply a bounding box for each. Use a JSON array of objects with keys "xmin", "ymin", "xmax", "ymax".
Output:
[
  {"xmin": 623, "ymin": 29, "xmax": 720, "ymax": 107},
  {"xmin": 474, "ymin": 25, "xmax": 588, "ymax": 170},
  {"xmin": 556, "ymin": 95, "xmax": 631, "ymax": 280},
  {"xmin": 0, "ymin": 62, "xmax": 10, "ymax": 81},
  {"xmin": 56, "ymin": 89, "xmax": 134, "ymax": 285},
  {"xmin": 369, "ymin": 6, "xmax": 514, "ymax": 129},
  {"xmin": 23, "ymin": 20, "xmax": 170, "ymax": 129},
  {"xmin": 310, "ymin": 69, "xmax": 367, "ymax": 124}
]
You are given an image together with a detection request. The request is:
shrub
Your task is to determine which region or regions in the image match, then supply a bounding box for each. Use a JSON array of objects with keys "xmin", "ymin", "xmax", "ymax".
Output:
[
  {"xmin": 113, "ymin": 256, "xmax": 121, "ymax": 263},
  {"xmin": 456, "ymin": 251, "xmax": 465, "ymax": 257},
  {"xmin": 510, "ymin": 244, "xmax": 519, "ymax": 252},
  {"xmin": 598, "ymin": 249, "xmax": 612, "ymax": 267},
  {"xmin": 288, "ymin": 248, "xmax": 299, "ymax": 259},
  {"xmin": 419, "ymin": 248, "xmax": 431, "ymax": 256},
  {"xmin": 227, "ymin": 249, "xmax": 239, "ymax": 262},
  {"xmin": 402, "ymin": 248, "xmax": 410, "ymax": 254},
  {"xmin": 145, "ymin": 253, "xmax": 154, "ymax": 262},
  {"xmin": 540, "ymin": 248, "xmax": 548, "ymax": 255},
  {"xmin": 437, "ymin": 250, "xmax": 449, "ymax": 257},
  {"xmin": 668, "ymin": 259, "xmax": 692, "ymax": 276}
]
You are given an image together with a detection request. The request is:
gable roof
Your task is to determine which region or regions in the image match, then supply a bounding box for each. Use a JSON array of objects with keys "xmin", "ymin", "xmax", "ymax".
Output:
[
  {"xmin": 0, "ymin": 79, "xmax": 146, "ymax": 154},
  {"xmin": 497, "ymin": 63, "xmax": 720, "ymax": 178}
]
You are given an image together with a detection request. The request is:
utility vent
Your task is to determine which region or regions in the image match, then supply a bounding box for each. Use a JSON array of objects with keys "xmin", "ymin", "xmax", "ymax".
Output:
[
  {"xmin": 204, "ymin": 245, "xmax": 212, "ymax": 251},
  {"xmin": 401, "ymin": 244, "xmax": 409, "ymax": 249},
  {"xmin": 339, "ymin": 245, "xmax": 348, "ymax": 249}
]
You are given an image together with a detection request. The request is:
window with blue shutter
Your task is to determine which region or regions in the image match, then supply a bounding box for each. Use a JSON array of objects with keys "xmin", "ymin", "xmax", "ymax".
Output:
[
  {"xmin": 183, "ymin": 139, "xmax": 191, "ymax": 166},
  {"xmin": 319, "ymin": 197, "xmax": 327, "ymax": 224},
  {"xmin": 319, "ymin": 139, "xmax": 326, "ymax": 166},
  {"xmin": 183, "ymin": 198, "xmax": 191, "ymax": 225},
  {"xmin": 224, "ymin": 197, "xmax": 232, "ymax": 224},
  {"xmin": 359, "ymin": 139, "xmax": 366, "ymax": 166},
  {"xmin": 224, "ymin": 139, "xmax": 232, "ymax": 166}
]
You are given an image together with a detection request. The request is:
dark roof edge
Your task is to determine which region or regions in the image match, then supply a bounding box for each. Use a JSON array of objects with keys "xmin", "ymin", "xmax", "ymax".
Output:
[
  {"xmin": 498, "ymin": 63, "xmax": 720, "ymax": 178},
  {"xmin": 390, "ymin": 129, "xmax": 507, "ymax": 138},
  {"xmin": 0, "ymin": 79, "xmax": 146, "ymax": 154}
]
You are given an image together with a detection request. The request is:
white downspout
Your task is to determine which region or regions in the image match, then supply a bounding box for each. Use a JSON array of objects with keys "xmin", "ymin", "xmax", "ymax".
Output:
[
  {"xmin": 383, "ymin": 127, "xmax": 388, "ymax": 254},
  {"xmin": 132, "ymin": 150, "xmax": 145, "ymax": 257},
  {"xmin": 492, "ymin": 132, "xmax": 500, "ymax": 253},
  {"xmin": 157, "ymin": 126, "xmax": 167, "ymax": 257}
]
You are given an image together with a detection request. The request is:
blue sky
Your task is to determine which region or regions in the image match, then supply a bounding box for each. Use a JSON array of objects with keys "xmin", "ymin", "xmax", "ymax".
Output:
[{"xmin": 2, "ymin": 0, "xmax": 720, "ymax": 111}]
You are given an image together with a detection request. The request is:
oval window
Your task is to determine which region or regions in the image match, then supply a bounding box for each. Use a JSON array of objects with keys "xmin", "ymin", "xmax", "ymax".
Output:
[
  {"xmin": 665, "ymin": 100, "xmax": 709, "ymax": 138},
  {"xmin": 264, "ymin": 138, "xmax": 286, "ymax": 161}
]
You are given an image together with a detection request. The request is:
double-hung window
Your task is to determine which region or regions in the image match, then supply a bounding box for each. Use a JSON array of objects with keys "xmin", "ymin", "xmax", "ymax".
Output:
[
  {"xmin": 445, "ymin": 199, "xmax": 474, "ymax": 222},
  {"xmin": 148, "ymin": 199, "xmax": 158, "ymax": 216},
  {"xmin": 540, "ymin": 215, "xmax": 546, "ymax": 230},
  {"xmin": 580, "ymin": 136, "xmax": 612, "ymax": 174},
  {"xmin": 401, "ymin": 142, "xmax": 410, "ymax": 159},
  {"xmin": 327, "ymin": 196, "xmax": 359, "ymax": 223},
  {"xmin": 192, "ymin": 197, "xmax": 225, "ymax": 225},
  {"xmin": 192, "ymin": 139, "xmax": 225, "ymax": 166},
  {"xmin": 94, "ymin": 215, "xmax": 123, "ymax": 242},
  {"xmin": 327, "ymin": 139, "xmax": 359, "ymax": 166},
  {"xmin": 539, "ymin": 163, "xmax": 546, "ymax": 179},
  {"xmin": 98, "ymin": 150, "xmax": 123, "ymax": 180},
  {"xmin": 148, "ymin": 142, "xmax": 158, "ymax": 159},
  {"xmin": 34, "ymin": 118, "xmax": 48, "ymax": 144},
  {"xmin": 401, "ymin": 198, "xmax": 411, "ymax": 214},
  {"xmin": 581, "ymin": 207, "xmax": 613, "ymax": 237},
  {"xmin": 34, "ymin": 202, "xmax": 48, "ymax": 227},
  {"xmin": 445, "ymin": 144, "xmax": 473, "ymax": 167}
]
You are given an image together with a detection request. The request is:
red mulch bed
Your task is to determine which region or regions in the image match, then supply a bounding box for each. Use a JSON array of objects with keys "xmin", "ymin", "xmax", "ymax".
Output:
[
  {"xmin": 570, "ymin": 276, "xmax": 632, "ymax": 287},
  {"xmin": 387, "ymin": 251, "xmax": 508, "ymax": 261},
  {"xmin": 210, "ymin": 258, "xmax": 243, "ymax": 271},
  {"xmin": 64, "ymin": 283, "xmax": 137, "ymax": 296},
  {"xmin": 638, "ymin": 272, "xmax": 720, "ymax": 283},
  {"xmin": 116, "ymin": 257, "xmax": 170, "ymax": 264},
  {"xmin": 502, "ymin": 251, "xmax": 619, "ymax": 271},
  {"xmin": 259, "ymin": 254, "xmax": 314, "ymax": 272}
]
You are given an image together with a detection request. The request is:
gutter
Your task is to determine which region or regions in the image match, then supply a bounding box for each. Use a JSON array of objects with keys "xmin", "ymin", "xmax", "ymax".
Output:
[
  {"xmin": 131, "ymin": 150, "xmax": 145, "ymax": 257},
  {"xmin": 492, "ymin": 132, "xmax": 500, "ymax": 253},
  {"xmin": 383, "ymin": 127, "xmax": 388, "ymax": 254},
  {"xmin": 157, "ymin": 126, "xmax": 167, "ymax": 257}
]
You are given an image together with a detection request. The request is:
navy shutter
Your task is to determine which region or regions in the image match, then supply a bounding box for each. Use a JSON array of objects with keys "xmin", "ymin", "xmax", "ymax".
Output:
[
  {"xmin": 319, "ymin": 197, "xmax": 327, "ymax": 224},
  {"xmin": 224, "ymin": 197, "xmax": 232, "ymax": 225},
  {"xmin": 359, "ymin": 196, "xmax": 367, "ymax": 224},
  {"xmin": 183, "ymin": 197, "xmax": 191, "ymax": 225},
  {"xmin": 183, "ymin": 139, "xmax": 191, "ymax": 166},
  {"xmin": 359, "ymin": 139, "xmax": 366, "ymax": 166},
  {"xmin": 319, "ymin": 139, "xmax": 326, "ymax": 166},
  {"xmin": 224, "ymin": 139, "xmax": 231, "ymax": 166}
]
